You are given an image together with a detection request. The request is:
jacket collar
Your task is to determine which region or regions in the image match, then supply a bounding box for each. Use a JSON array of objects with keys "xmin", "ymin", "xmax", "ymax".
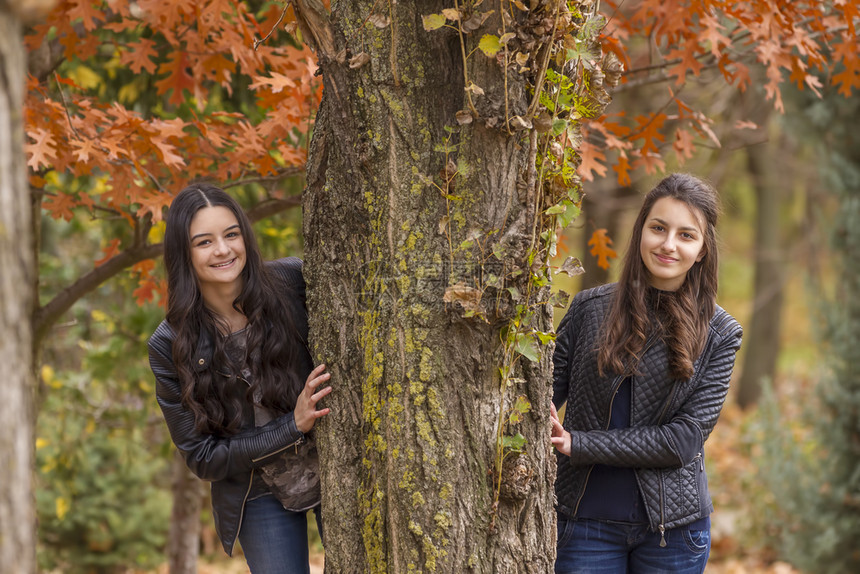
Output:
[{"xmin": 192, "ymin": 328, "xmax": 214, "ymax": 373}]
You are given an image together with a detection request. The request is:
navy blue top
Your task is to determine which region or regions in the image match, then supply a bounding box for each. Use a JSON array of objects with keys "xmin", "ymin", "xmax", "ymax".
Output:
[{"xmin": 577, "ymin": 377, "xmax": 709, "ymax": 530}]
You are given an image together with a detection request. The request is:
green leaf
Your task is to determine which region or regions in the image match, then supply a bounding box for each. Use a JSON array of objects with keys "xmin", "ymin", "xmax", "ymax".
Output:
[
  {"xmin": 478, "ymin": 34, "xmax": 502, "ymax": 57},
  {"xmin": 513, "ymin": 395, "xmax": 531, "ymax": 414},
  {"xmin": 422, "ymin": 14, "xmax": 446, "ymax": 31},
  {"xmin": 536, "ymin": 330, "xmax": 556, "ymax": 344},
  {"xmin": 502, "ymin": 433, "xmax": 527, "ymax": 451},
  {"xmin": 558, "ymin": 200, "xmax": 581, "ymax": 229},
  {"xmin": 516, "ymin": 332, "xmax": 539, "ymax": 362},
  {"xmin": 552, "ymin": 118, "xmax": 568, "ymax": 137},
  {"xmin": 545, "ymin": 203, "xmax": 566, "ymax": 215}
]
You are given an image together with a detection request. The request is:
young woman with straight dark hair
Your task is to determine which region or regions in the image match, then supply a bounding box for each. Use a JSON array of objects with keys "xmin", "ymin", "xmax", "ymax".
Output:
[
  {"xmin": 550, "ymin": 173, "xmax": 743, "ymax": 573},
  {"xmin": 148, "ymin": 183, "xmax": 331, "ymax": 574}
]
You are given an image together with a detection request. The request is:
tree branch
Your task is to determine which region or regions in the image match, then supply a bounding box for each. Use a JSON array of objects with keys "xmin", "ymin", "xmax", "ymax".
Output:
[{"xmin": 33, "ymin": 242, "xmax": 164, "ymax": 347}]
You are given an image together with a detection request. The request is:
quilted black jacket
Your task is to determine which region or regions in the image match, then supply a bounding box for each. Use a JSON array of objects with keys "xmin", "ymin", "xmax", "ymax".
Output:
[
  {"xmin": 552, "ymin": 283, "xmax": 742, "ymax": 537},
  {"xmin": 148, "ymin": 257, "xmax": 313, "ymax": 555}
]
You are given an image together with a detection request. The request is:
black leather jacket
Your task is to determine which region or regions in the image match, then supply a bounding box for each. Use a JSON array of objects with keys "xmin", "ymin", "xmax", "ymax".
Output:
[
  {"xmin": 148, "ymin": 257, "xmax": 313, "ymax": 555},
  {"xmin": 552, "ymin": 283, "xmax": 742, "ymax": 536}
]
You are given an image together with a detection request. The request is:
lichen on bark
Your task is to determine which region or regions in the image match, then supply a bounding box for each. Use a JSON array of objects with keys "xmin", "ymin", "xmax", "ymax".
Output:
[{"xmin": 301, "ymin": 1, "xmax": 613, "ymax": 571}]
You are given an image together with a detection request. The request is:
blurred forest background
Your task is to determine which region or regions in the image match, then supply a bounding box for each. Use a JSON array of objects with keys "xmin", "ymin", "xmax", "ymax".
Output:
[{"xmin": 16, "ymin": 0, "xmax": 859, "ymax": 573}]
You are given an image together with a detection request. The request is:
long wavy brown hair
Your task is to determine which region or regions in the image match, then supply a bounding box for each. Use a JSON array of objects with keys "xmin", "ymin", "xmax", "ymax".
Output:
[
  {"xmin": 163, "ymin": 183, "xmax": 303, "ymax": 435},
  {"xmin": 597, "ymin": 173, "xmax": 721, "ymax": 380}
]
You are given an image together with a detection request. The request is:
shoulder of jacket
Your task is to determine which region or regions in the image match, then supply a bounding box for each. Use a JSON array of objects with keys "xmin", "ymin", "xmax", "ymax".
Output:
[
  {"xmin": 148, "ymin": 319, "xmax": 175, "ymax": 351},
  {"xmin": 572, "ymin": 282, "xmax": 617, "ymax": 307},
  {"xmin": 710, "ymin": 304, "xmax": 743, "ymax": 339},
  {"xmin": 266, "ymin": 257, "xmax": 304, "ymax": 287}
]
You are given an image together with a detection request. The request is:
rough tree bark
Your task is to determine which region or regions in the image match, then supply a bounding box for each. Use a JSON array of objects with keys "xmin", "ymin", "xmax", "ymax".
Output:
[
  {"xmin": 300, "ymin": 1, "xmax": 611, "ymax": 572},
  {"xmin": 0, "ymin": 1, "xmax": 54, "ymax": 572}
]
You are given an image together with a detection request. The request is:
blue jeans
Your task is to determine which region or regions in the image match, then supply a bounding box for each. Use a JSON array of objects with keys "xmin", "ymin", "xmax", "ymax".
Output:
[
  {"xmin": 556, "ymin": 517, "xmax": 710, "ymax": 574},
  {"xmin": 238, "ymin": 495, "xmax": 322, "ymax": 574}
]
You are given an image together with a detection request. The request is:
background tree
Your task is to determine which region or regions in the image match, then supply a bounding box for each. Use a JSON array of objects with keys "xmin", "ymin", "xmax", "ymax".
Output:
[{"xmin": 0, "ymin": 1, "xmax": 57, "ymax": 573}]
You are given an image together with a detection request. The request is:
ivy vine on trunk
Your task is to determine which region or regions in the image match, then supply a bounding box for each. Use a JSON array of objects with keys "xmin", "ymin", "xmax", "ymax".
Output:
[{"xmin": 299, "ymin": 1, "xmax": 615, "ymax": 571}]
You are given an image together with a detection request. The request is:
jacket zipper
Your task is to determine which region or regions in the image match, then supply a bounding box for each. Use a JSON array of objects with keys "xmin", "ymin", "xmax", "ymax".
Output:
[
  {"xmin": 230, "ymin": 468, "xmax": 256, "ymax": 556},
  {"xmin": 573, "ymin": 374, "xmax": 625, "ymax": 515},
  {"xmin": 648, "ymin": 332, "xmax": 678, "ymax": 547},
  {"xmin": 658, "ymin": 469, "xmax": 667, "ymax": 547}
]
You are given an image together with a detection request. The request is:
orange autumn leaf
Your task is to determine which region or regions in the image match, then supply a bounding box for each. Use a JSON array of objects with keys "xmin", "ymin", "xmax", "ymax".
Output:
[
  {"xmin": 613, "ymin": 153, "xmax": 632, "ymax": 187},
  {"xmin": 66, "ymin": 0, "xmax": 104, "ymax": 31},
  {"xmin": 154, "ymin": 51, "xmax": 196, "ymax": 106},
  {"xmin": 576, "ymin": 139, "xmax": 608, "ymax": 182},
  {"xmin": 673, "ymin": 128, "xmax": 695, "ymax": 164},
  {"xmin": 95, "ymin": 238, "xmax": 122, "ymax": 267},
  {"xmin": 121, "ymin": 38, "xmax": 158, "ymax": 74},
  {"xmin": 588, "ymin": 228, "xmax": 618, "ymax": 270},
  {"xmin": 26, "ymin": 127, "xmax": 58, "ymax": 170}
]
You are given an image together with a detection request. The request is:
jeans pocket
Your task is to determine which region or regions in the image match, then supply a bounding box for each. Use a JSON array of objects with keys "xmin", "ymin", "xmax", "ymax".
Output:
[
  {"xmin": 683, "ymin": 528, "xmax": 711, "ymax": 554},
  {"xmin": 556, "ymin": 516, "xmax": 575, "ymax": 547}
]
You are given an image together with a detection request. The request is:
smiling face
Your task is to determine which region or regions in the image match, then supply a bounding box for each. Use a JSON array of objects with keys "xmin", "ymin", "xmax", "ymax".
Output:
[
  {"xmin": 188, "ymin": 205, "xmax": 246, "ymax": 296},
  {"xmin": 639, "ymin": 197, "xmax": 706, "ymax": 291}
]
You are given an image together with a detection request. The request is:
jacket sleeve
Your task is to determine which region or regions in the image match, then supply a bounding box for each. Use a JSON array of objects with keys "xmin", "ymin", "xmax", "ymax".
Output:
[
  {"xmin": 148, "ymin": 326, "xmax": 305, "ymax": 482},
  {"xmin": 566, "ymin": 322, "xmax": 742, "ymax": 469},
  {"xmin": 552, "ymin": 301, "xmax": 577, "ymax": 409}
]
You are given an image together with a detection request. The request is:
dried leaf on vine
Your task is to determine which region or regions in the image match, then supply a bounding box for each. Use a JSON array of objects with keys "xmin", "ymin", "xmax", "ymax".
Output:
[
  {"xmin": 349, "ymin": 52, "xmax": 371, "ymax": 69},
  {"xmin": 441, "ymin": 8, "xmax": 461, "ymax": 21},
  {"xmin": 456, "ymin": 110, "xmax": 474, "ymax": 125},
  {"xmin": 438, "ymin": 215, "xmax": 450, "ymax": 235},
  {"xmin": 463, "ymin": 11, "xmax": 493, "ymax": 33},
  {"xmin": 444, "ymin": 283, "xmax": 483, "ymax": 313},
  {"xmin": 510, "ymin": 115, "xmax": 532, "ymax": 130},
  {"xmin": 465, "ymin": 82, "xmax": 485, "ymax": 96},
  {"xmin": 368, "ymin": 14, "xmax": 390, "ymax": 28},
  {"xmin": 556, "ymin": 256, "xmax": 584, "ymax": 277}
]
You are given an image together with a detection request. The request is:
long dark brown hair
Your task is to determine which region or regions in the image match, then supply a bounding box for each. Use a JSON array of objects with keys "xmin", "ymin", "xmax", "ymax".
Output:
[
  {"xmin": 164, "ymin": 183, "xmax": 303, "ymax": 435},
  {"xmin": 597, "ymin": 173, "xmax": 721, "ymax": 380}
]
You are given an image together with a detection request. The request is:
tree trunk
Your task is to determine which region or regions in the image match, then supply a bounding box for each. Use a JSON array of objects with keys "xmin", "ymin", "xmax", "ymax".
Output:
[
  {"xmin": 167, "ymin": 449, "xmax": 203, "ymax": 574},
  {"xmin": 302, "ymin": 2, "xmax": 609, "ymax": 572},
  {"xmin": 0, "ymin": 4, "xmax": 36, "ymax": 573},
  {"xmin": 736, "ymin": 106, "xmax": 785, "ymax": 409}
]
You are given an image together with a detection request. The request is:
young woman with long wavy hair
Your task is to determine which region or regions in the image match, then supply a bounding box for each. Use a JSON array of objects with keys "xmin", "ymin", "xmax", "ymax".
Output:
[
  {"xmin": 148, "ymin": 183, "xmax": 331, "ymax": 574},
  {"xmin": 550, "ymin": 173, "xmax": 743, "ymax": 573}
]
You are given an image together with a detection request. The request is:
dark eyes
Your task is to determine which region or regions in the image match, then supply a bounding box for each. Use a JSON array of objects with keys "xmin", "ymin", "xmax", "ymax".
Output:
[
  {"xmin": 649, "ymin": 226, "xmax": 697, "ymax": 240},
  {"xmin": 193, "ymin": 231, "xmax": 241, "ymax": 248}
]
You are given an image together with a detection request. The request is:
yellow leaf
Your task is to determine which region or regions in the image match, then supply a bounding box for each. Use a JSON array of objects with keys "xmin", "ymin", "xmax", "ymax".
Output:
[
  {"xmin": 91, "ymin": 309, "xmax": 108, "ymax": 322},
  {"xmin": 422, "ymin": 13, "xmax": 446, "ymax": 30},
  {"xmin": 41, "ymin": 364, "xmax": 55, "ymax": 385},
  {"xmin": 56, "ymin": 497, "xmax": 69, "ymax": 521},
  {"xmin": 36, "ymin": 438, "xmax": 49, "ymax": 449},
  {"xmin": 478, "ymin": 34, "xmax": 502, "ymax": 57},
  {"xmin": 148, "ymin": 220, "xmax": 166, "ymax": 243},
  {"xmin": 66, "ymin": 65, "xmax": 103, "ymax": 91}
]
